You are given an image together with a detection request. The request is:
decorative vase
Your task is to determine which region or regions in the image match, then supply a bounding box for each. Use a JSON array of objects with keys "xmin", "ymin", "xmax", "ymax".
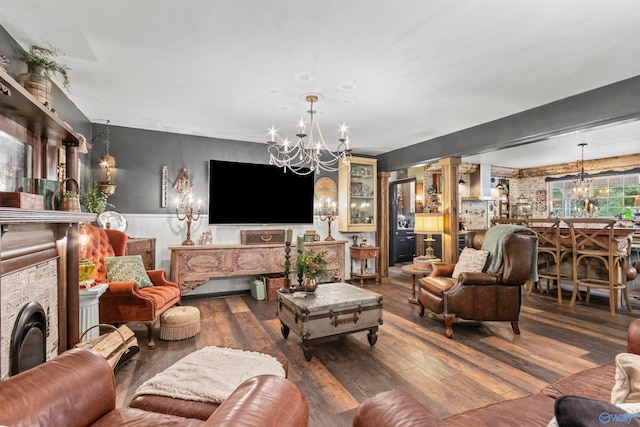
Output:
[
  {"xmin": 303, "ymin": 276, "xmax": 318, "ymax": 293},
  {"xmin": 52, "ymin": 178, "xmax": 81, "ymax": 212},
  {"xmin": 18, "ymin": 72, "xmax": 52, "ymax": 106}
]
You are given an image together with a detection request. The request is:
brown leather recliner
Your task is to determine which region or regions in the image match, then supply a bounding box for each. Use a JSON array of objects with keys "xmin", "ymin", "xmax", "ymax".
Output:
[
  {"xmin": 417, "ymin": 227, "xmax": 537, "ymax": 338},
  {"xmin": 84, "ymin": 224, "xmax": 181, "ymax": 348}
]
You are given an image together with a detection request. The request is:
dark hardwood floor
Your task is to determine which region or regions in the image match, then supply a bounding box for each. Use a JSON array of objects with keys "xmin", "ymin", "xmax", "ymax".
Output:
[{"xmin": 115, "ymin": 266, "xmax": 640, "ymax": 426}]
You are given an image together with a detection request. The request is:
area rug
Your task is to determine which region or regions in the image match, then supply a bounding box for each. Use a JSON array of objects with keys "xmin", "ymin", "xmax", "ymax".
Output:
[{"xmin": 132, "ymin": 346, "xmax": 286, "ymax": 404}]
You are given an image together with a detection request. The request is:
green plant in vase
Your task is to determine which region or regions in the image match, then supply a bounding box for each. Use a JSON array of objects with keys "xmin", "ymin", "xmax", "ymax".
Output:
[
  {"xmin": 295, "ymin": 248, "xmax": 329, "ymax": 292},
  {"xmin": 80, "ymin": 181, "xmax": 115, "ymax": 214},
  {"xmin": 19, "ymin": 44, "xmax": 70, "ymax": 88},
  {"xmin": 18, "ymin": 44, "xmax": 71, "ymax": 106}
]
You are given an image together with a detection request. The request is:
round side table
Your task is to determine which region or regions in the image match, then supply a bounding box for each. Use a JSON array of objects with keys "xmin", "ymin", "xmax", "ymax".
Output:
[{"xmin": 401, "ymin": 261, "xmax": 439, "ymax": 304}]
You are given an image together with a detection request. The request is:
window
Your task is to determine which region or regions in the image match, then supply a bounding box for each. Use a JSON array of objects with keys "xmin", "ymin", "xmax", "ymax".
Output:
[{"xmin": 549, "ymin": 173, "xmax": 640, "ymax": 218}]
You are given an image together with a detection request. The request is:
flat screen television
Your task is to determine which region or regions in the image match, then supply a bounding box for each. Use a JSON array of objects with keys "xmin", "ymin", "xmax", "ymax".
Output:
[{"xmin": 208, "ymin": 160, "xmax": 315, "ymax": 224}]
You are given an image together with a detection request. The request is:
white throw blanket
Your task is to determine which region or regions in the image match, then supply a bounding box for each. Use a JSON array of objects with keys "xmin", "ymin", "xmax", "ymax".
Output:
[{"xmin": 132, "ymin": 346, "xmax": 286, "ymax": 404}]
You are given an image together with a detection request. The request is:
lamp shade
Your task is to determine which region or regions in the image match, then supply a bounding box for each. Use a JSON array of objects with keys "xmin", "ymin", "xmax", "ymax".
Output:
[{"xmin": 414, "ymin": 213, "xmax": 444, "ymax": 233}]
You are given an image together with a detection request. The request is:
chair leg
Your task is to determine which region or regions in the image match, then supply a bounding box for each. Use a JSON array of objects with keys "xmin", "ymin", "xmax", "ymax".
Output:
[
  {"xmin": 624, "ymin": 287, "xmax": 633, "ymax": 313},
  {"xmin": 511, "ymin": 321, "xmax": 520, "ymax": 335},
  {"xmin": 418, "ymin": 304, "xmax": 425, "ymax": 317},
  {"xmin": 144, "ymin": 318, "xmax": 157, "ymax": 348},
  {"xmin": 525, "ymin": 280, "xmax": 534, "ymax": 295},
  {"xmin": 443, "ymin": 314, "xmax": 455, "ymax": 339},
  {"xmin": 556, "ymin": 270, "xmax": 563, "ymax": 304},
  {"xmin": 609, "ymin": 290, "xmax": 616, "ymax": 317}
]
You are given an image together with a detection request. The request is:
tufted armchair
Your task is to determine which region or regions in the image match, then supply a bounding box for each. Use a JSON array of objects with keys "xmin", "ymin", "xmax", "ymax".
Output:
[
  {"xmin": 417, "ymin": 226, "xmax": 537, "ymax": 338},
  {"xmin": 84, "ymin": 224, "xmax": 181, "ymax": 348}
]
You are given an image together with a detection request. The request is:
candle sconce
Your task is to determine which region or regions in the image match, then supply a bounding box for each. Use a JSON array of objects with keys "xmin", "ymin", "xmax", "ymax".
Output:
[
  {"xmin": 318, "ymin": 198, "xmax": 337, "ymax": 241},
  {"xmin": 176, "ymin": 196, "xmax": 201, "ymax": 245},
  {"xmin": 279, "ymin": 228, "xmax": 295, "ymax": 293}
]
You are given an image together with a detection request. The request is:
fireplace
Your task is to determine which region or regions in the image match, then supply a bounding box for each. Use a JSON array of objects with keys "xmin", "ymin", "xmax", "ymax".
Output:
[
  {"xmin": 1, "ymin": 245, "xmax": 59, "ymax": 379},
  {"xmin": 10, "ymin": 301, "xmax": 47, "ymax": 375}
]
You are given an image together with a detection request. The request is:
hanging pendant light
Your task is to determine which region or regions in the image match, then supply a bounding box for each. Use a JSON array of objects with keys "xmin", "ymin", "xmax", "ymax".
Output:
[{"xmin": 572, "ymin": 143, "xmax": 591, "ymax": 200}]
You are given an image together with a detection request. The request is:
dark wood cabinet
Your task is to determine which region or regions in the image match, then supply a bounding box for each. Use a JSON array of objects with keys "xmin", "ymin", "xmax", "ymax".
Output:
[
  {"xmin": 395, "ymin": 232, "xmax": 416, "ymax": 263},
  {"xmin": 126, "ymin": 238, "xmax": 156, "ymax": 270}
]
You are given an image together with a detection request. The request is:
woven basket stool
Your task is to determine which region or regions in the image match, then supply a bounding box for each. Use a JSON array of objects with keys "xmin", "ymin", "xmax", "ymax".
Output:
[{"xmin": 159, "ymin": 306, "xmax": 200, "ymax": 341}]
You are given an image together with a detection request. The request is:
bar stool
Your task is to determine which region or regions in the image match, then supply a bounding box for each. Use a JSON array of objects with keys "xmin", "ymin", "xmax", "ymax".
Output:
[
  {"xmin": 564, "ymin": 218, "xmax": 632, "ymax": 316},
  {"xmin": 524, "ymin": 218, "xmax": 573, "ymax": 303}
]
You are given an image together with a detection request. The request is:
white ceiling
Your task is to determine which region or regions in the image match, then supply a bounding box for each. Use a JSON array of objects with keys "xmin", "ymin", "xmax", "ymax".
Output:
[{"xmin": 1, "ymin": 0, "xmax": 639, "ymax": 169}]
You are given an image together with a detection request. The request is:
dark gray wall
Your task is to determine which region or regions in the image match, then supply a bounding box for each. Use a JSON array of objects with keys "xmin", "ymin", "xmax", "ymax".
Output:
[
  {"xmin": 1, "ymin": 26, "xmax": 93, "ymax": 184},
  {"xmin": 89, "ymin": 124, "xmax": 340, "ymax": 214},
  {"xmin": 377, "ymin": 75, "xmax": 640, "ymax": 172}
]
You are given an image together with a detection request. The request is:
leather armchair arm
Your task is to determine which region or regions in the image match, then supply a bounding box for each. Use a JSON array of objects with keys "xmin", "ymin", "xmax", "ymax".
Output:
[
  {"xmin": 353, "ymin": 389, "xmax": 444, "ymax": 427},
  {"xmin": 0, "ymin": 349, "xmax": 115, "ymax": 427},
  {"xmin": 628, "ymin": 318, "xmax": 640, "ymax": 354},
  {"xmin": 429, "ymin": 263, "xmax": 455, "ymax": 278},
  {"xmin": 203, "ymin": 375, "xmax": 309, "ymax": 427},
  {"xmin": 458, "ymin": 272, "xmax": 500, "ymax": 286}
]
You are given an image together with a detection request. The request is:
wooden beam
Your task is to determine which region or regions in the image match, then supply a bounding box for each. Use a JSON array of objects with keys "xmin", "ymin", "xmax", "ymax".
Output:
[
  {"xmin": 515, "ymin": 153, "xmax": 640, "ymax": 178},
  {"xmin": 436, "ymin": 157, "xmax": 461, "ymax": 264},
  {"xmin": 377, "ymin": 172, "xmax": 391, "ymax": 283}
]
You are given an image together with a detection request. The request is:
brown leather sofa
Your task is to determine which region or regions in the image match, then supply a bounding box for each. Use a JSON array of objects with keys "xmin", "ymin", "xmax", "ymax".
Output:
[
  {"xmin": 0, "ymin": 348, "xmax": 309, "ymax": 427},
  {"xmin": 352, "ymin": 317, "xmax": 640, "ymax": 427},
  {"xmin": 84, "ymin": 224, "xmax": 182, "ymax": 348},
  {"xmin": 418, "ymin": 227, "xmax": 537, "ymax": 338}
]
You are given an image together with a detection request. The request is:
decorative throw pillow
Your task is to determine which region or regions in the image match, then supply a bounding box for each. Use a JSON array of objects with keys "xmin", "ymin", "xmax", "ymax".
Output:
[
  {"xmin": 105, "ymin": 255, "xmax": 153, "ymax": 288},
  {"xmin": 547, "ymin": 395, "xmax": 640, "ymax": 427},
  {"xmin": 452, "ymin": 247, "xmax": 490, "ymax": 279},
  {"xmin": 612, "ymin": 353, "xmax": 640, "ymax": 404}
]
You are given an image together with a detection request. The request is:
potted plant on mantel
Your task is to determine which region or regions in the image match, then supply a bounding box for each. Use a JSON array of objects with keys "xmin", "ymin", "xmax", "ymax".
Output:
[{"xmin": 18, "ymin": 44, "xmax": 71, "ymax": 107}]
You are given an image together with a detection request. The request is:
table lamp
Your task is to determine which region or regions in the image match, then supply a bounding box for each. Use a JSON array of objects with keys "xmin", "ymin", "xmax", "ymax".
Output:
[{"xmin": 414, "ymin": 213, "xmax": 444, "ymax": 260}]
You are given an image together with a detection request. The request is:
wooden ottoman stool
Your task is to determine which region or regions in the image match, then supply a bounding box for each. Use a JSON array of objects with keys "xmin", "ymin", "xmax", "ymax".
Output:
[{"xmin": 160, "ymin": 306, "xmax": 200, "ymax": 341}]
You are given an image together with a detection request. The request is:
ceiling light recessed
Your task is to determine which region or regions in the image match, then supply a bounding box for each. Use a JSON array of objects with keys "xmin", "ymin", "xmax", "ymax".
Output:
[
  {"xmin": 339, "ymin": 82, "xmax": 356, "ymax": 91},
  {"xmin": 295, "ymin": 72, "xmax": 314, "ymax": 83}
]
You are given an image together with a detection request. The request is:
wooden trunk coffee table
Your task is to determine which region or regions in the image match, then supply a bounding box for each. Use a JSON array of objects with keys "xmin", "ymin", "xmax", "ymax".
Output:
[{"xmin": 276, "ymin": 282, "xmax": 383, "ymax": 361}]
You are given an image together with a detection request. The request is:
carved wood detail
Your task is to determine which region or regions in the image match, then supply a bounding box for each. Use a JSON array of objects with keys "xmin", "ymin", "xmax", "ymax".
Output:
[{"xmin": 170, "ymin": 240, "xmax": 347, "ymax": 294}]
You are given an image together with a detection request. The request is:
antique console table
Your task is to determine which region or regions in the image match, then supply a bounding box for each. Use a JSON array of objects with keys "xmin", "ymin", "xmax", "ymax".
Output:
[{"xmin": 169, "ymin": 240, "xmax": 347, "ymax": 294}]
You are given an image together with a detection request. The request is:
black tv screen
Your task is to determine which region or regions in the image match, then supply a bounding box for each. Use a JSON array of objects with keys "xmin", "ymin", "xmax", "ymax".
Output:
[{"xmin": 208, "ymin": 160, "xmax": 315, "ymax": 224}]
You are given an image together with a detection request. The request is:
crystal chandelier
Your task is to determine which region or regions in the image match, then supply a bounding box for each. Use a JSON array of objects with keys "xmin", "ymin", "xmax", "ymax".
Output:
[
  {"xmin": 267, "ymin": 94, "xmax": 352, "ymax": 175},
  {"xmin": 572, "ymin": 142, "xmax": 591, "ymax": 200}
]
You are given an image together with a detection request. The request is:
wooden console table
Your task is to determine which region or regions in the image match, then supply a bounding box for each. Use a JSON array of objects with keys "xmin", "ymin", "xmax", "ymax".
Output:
[{"xmin": 170, "ymin": 240, "xmax": 347, "ymax": 294}]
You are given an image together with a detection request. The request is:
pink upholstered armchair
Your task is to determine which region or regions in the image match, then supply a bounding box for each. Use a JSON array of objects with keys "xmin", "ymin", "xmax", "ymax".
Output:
[{"xmin": 84, "ymin": 224, "xmax": 181, "ymax": 348}]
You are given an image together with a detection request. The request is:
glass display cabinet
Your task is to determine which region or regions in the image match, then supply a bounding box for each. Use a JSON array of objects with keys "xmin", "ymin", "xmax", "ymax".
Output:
[{"xmin": 338, "ymin": 157, "xmax": 377, "ymax": 232}]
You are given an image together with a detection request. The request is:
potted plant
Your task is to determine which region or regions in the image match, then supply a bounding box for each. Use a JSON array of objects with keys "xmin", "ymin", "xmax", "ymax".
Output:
[
  {"xmin": 98, "ymin": 180, "xmax": 117, "ymax": 196},
  {"xmin": 80, "ymin": 181, "xmax": 115, "ymax": 214},
  {"xmin": 18, "ymin": 44, "xmax": 70, "ymax": 106},
  {"xmin": 295, "ymin": 248, "xmax": 329, "ymax": 293}
]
